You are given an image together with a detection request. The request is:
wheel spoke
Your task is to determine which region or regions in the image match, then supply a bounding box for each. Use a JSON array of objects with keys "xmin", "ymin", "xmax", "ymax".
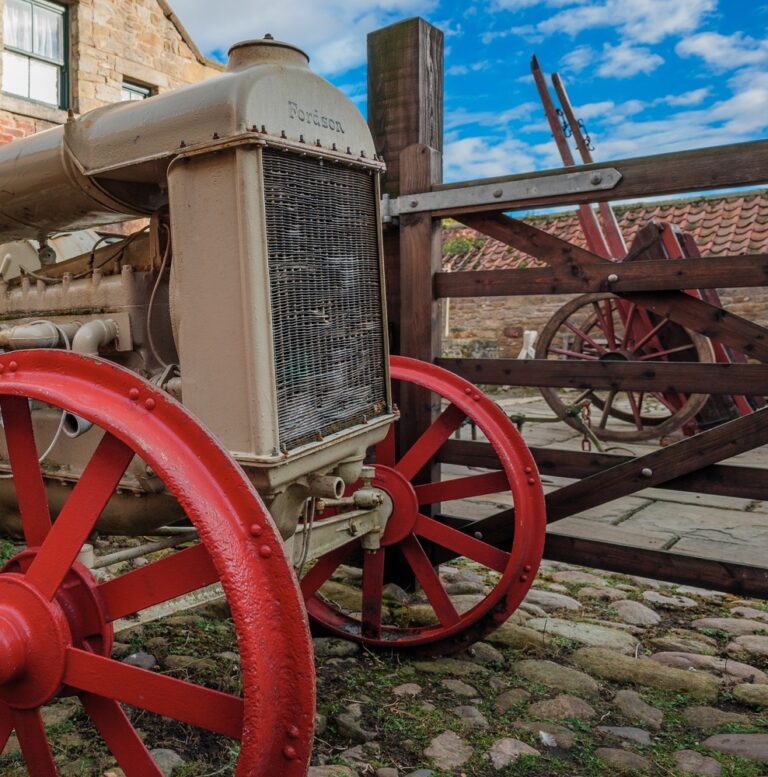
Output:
[
  {"xmin": 591, "ymin": 301, "xmax": 617, "ymax": 350},
  {"xmin": 626, "ymin": 392, "xmax": 644, "ymax": 431},
  {"xmin": 622, "ymin": 302, "xmax": 638, "ymax": 348},
  {"xmin": 549, "ymin": 347, "xmax": 599, "ymax": 361},
  {"xmin": 80, "ymin": 693, "xmax": 162, "ymax": 777},
  {"xmin": 376, "ymin": 424, "xmax": 396, "ymax": 467},
  {"xmin": 361, "ymin": 548, "xmax": 385, "ymax": 640},
  {"xmin": 0, "ymin": 396, "xmax": 52, "ymax": 546},
  {"xmin": 0, "ymin": 702, "xmax": 12, "ymax": 754},
  {"xmin": 395, "ymin": 403, "xmax": 465, "ymax": 481},
  {"xmin": 603, "ymin": 299, "xmax": 618, "ymax": 349},
  {"xmin": 98, "ymin": 543, "xmax": 218, "ymax": 621},
  {"xmin": 632, "ymin": 316, "xmax": 669, "ymax": 353},
  {"xmin": 301, "ymin": 540, "xmax": 357, "ymax": 600},
  {"xmin": 399, "ymin": 534, "xmax": 460, "ymax": 627},
  {"xmin": 415, "ymin": 514, "xmax": 509, "ymax": 573},
  {"xmin": 64, "ymin": 648, "xmax": 243, "ymax": 739},
  {"xmin": 564, "ymin": 320, "xmax": 606, "ymax": 354},
  {"xmin": 12, "ymin": 708, "xmax": 57, "ymax": 776},
  {"xmin": 25, "ymin": 432, "xmax": 135, "ymax": 600},
  {"xmin": 637, "ymin": 343, "xmax": 696, "ymax": 361},
  {"xmin": 598, "ymin": 390, "xmax": 617, "ymax": 429},
  {"xmin": 414, "ymin": 471, "xmax": 510, "ymax": 506}
]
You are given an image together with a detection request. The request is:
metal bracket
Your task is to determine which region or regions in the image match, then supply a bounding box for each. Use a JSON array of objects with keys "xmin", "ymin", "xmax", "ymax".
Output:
[{"xmin": 381, "ymin": 167, "xmax": 622, "ymax": 222}]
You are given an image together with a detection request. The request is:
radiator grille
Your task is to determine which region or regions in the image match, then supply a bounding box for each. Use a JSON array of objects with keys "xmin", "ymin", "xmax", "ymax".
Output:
[{"xmin": 262, "ymin": 149, "xmax": 388, "ymax": 450}]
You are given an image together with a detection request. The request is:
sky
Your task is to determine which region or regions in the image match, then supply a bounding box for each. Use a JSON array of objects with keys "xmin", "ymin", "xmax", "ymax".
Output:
[{"xmin": 172, "ymin": 0, "xmax": 768, "ymax": 184}]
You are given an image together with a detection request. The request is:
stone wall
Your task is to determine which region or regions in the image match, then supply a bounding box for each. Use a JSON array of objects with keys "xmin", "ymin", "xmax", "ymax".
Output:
[
  {"xmin": 444, "ymin": 287, "xmax": 768, "ymax": 359},
  {"xmin": 0, "ymin": 0, "xmax": 220, "ymax": 138}
]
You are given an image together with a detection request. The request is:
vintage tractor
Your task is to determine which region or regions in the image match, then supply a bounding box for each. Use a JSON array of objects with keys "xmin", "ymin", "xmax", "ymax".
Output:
[{"xmin": 0, "ymin": 38, "xmax": 545, "ymax": 776}]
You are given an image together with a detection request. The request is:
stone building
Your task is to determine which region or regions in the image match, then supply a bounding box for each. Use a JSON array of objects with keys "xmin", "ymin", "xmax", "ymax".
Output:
[
  {"xmin": 441, "ymin": 189, "xmax": 768, "ymax": 359},
  {"xmin": 0, "ymin": 0, "xmax": 220, "ymax": 143}
]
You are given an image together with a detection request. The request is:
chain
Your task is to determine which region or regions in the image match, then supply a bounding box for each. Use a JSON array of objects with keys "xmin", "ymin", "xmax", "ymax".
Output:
[
  {"xmin": 580, "ymin": 402, "xmax": 592, "ymax": 451},
  {"xmin": 577, "ymin": 119, "xmax": 595, "ymax": 151},
  {"xmin": 556, "ymin": 107, "xmax": 571, "ymax": 137}
]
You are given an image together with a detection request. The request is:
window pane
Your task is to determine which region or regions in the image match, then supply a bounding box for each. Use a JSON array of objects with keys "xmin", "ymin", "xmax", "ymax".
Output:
[
  {"xmin": 121, "ymin": 82, "xmax": 150, "ymax": 101},
  {"xmin": 33, "ymin": 5, "xmax": 63, "ymax": 62},
  {"xmin": 29, "ymin": 57, "xmax": 58, "ymax": 104},
  {"xmin": 2, "ymin": 50, "xmax": 30, "ymax": 97},
  {"xmin": 5, "ymin": 0, "xmax": 33, "ymax": 52}
]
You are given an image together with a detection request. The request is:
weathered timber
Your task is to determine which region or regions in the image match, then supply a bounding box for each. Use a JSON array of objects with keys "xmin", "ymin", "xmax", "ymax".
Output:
[
  {"xmin": 438, "ymin": 440, "xmax": 768, "ymax": 500},
  {"xmin": 434, "ymin": 254, "xmax": 768, "ymax": 297},
  {"xmin": 435, "ymin": 358, "xmax": 768, "ymax": 395},
  {"xmin": 449, "ymin": 406, "xmax": 768, "ymax": 549},
  {"xmin": 625, "ymin": 290, "xmax": 768, "ymax": 363},
  {"xmin": 460, "ymin": 213, "xmax": 604, "ymax": 267},
  {"xmin": 427, "ymin": 139, "xmax": 768, "ymax": 216},
  {"xmin": 543, "ymin": 535, "xmax": 768, "ymax": 597},
  {"xmin": 450, "ymin": 214, "xmax": 768, "ymax": 363},
  {"xmin": 368, "ymin": 17, "xmax": 443, "ymax": 358},
  {"xmin": 367, "ymin": 18, "xmax": 443, "ymax": 197}
]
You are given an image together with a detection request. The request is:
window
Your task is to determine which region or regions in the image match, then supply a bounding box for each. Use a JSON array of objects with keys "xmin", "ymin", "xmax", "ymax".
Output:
[
  {"xmin": 121, "ymin": 81, "xmax": 151, "ymax": 102},
  {"xmin": 2, "ymin": 0, "xmax": 66, "ymax": 107}
]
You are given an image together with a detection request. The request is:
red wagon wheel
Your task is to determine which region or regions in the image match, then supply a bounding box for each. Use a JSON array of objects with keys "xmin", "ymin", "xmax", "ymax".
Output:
[
  {"xmin": 302, "ymin": 356, "xmax": 546, "ymax": 655},
  {"xmin": 536, "ymin": 292, "xmax": 713, "ymax": 442},
  {"xmin": 0, "ymin": 350, "xmax": 314, "ymax": 777}
]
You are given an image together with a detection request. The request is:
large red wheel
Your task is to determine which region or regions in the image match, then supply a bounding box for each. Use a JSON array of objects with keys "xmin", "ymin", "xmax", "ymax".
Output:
[
  {"xmin": 0, "ymin": 351, "xmax": 314, "ymax": 776},
  {"xmin": 302, "ymin": 356, "xmax": 546, "ymax": 655}
]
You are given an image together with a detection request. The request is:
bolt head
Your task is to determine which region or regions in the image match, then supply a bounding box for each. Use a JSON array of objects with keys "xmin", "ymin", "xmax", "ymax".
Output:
[
  {"xmin": 492, "ymin": 188, "xmax": 503, "ymax": 198},
  {"xmin": 283, "ymin": 746, "xmax": 297, "ymax": 760},
  {"xmin": 259, "ymin": 545, "xmax": 273, "ymax": 559},
  {"xmin": 144, "ymin": 398, "xmax": 156, "ymax": 411},
  {"xmin": 250, "ymin": 524, "xmax": 263, "ymax": 537},
  {"xmin": 590, "ymin": 173, "xmax": 603, "ymax": 185},
  {"xmin": 129, "ymin": 388, "xmax": 140, "ymax": 400},
  {"xmin": 607, "ymin": 273, "xmax": 619, "ymax": 283},
  {"xmin": 641, "ymin": 467, "xmax": 653, "ymax": 478}
]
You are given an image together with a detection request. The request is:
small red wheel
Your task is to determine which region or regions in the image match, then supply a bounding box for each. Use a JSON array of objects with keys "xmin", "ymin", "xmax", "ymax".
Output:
[
  {"xmin": 0, "ymin": 351, "xmax": 314, "ymax": 776},
  {"xmin": 302, "ymin": 356, "xmax": 546, "ymax": 655}
]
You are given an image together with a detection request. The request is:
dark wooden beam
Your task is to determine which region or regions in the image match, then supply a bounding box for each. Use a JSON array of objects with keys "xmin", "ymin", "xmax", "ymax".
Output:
[
  {"xmin": 427, "ymin": 139, "xmax": 768, "ymax": 216},
  {"xmin": 436, "ymin": 358, "xmax": 768, "ymax": 395},
  {"xmin": 449, "ymin": 213, "xmax": 768, "ymax": 363},
  {"xmin": 435, "ymin": 254, "xmax": 768, "ymax": 298},
  {"xmin": 543, "ymin": 535, "xmax": 768, "ymax": 597},
  {"xmin": 367, "ymin": 18, "xmax": 444, "ymax": 197},
  {"xmin": 460, "ymin": 213, "xmax": 605, "ymax": 266},
  {"xmin": 438, "ymin": 440, "xmax": 768, "ymax": 500}
]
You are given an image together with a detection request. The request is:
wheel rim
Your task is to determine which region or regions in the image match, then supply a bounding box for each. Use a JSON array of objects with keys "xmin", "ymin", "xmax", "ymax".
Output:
[
  {"xmin": 536, "ymin": 293, "xmax": 712, "ymax": 442},
  {"xmin": 302, "ymin": 356, "xmax": 546, "ymax": 655},
  {"xmin": 0, "ymin": 350, "xmax": 314, "ymax": 777}
]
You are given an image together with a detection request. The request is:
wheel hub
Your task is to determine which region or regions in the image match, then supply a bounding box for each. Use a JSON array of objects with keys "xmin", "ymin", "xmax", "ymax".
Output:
[
  {"xmin": 373, "ymin": 465, "xmax": 419, "ymax": 546},
  {"xmin": 598, "ymin": 350, "xmax": 631, "ymax": 362},
  {"xmin": 0, "ymin": 552, "xmax": 113, "ymax": 709}
]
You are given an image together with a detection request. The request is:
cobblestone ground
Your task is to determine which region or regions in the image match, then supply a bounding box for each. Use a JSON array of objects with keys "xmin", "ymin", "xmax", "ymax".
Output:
[{"xmin": 4, "ymin": 557, "xmax": 768, "ymax": 776}]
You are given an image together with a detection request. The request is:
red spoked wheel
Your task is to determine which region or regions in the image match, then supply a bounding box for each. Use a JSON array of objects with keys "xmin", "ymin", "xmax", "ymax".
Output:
[
  {"xmin": 302, "ymin": 356, "xmax": 546, "ymax": 655},
  {"xmin": 0, "ymin": 351, "xmax": 314, "ymax": 777},
  {"xmin": 536, "ymin": 293, "xmax": 713, "ymax": 442}
]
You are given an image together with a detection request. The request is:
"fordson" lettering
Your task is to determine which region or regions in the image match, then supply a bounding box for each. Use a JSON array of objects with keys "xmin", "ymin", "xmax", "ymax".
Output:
[{"xmin": 288, "ymin": 101, "xmax": 345, "ymax": 134}]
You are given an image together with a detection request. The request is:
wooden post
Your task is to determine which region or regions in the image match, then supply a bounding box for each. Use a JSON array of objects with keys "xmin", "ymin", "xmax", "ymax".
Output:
[
  {"xmin": 367, "ymin": 18, "xmax": 444, "ymax": 196},
  {"xmin": 367, "ymin": 17, "xmax": 444, "ymax": 354},
  {"xmin": 399, "ymin": 143, "xmax": 443, "ymax": 451}
]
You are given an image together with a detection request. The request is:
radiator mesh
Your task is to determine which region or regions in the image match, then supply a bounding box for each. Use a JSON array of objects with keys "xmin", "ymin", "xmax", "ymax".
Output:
[{"xmin": 263, "ymin": 149, "xmax": 388, "ymax": 450}]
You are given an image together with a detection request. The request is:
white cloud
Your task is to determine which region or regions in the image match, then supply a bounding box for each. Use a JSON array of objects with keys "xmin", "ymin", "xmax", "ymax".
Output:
[
  {"xmin": 538, "ymin": 0, "xmax": 716, "ymax": 44},
  {"xmin": 661, "ymin": 87, "xmax": 710, "ymax": 106},
  {"xmin": 597, "ymin": 41, "xmax": 664, "ymax": 78},
  {"xmin": 171, "ymin": 0, "xmax": 438, "ymax": 74},
  {"xmin": 447, "ymin": 60, "xmax": 491, "ymax": 76},
  {"xmin": 444, "ymin": 135, "xmax": 540, "ymax": 180},
  {"xmin": 446, "ymin": 102, "xmax": 539, "ymax": 131},
  {"xmin": 676, "ymin": 31, "xmax": 768, "ymax": 70},
  {"xmin": 560, "ymin": 45, "xmax": 594, "ymax": 74}
]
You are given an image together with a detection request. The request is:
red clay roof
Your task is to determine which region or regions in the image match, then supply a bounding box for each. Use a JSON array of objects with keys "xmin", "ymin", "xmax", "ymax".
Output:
[{"xmin": 442, "ymin": 189, "xmax": 768, "ymax": 272}]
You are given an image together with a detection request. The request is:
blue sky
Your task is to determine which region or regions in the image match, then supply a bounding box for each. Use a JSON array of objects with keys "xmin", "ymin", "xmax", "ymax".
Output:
[{"xmin": 173, "ymin": 0, "xmax": 768, "ymax": 184}]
